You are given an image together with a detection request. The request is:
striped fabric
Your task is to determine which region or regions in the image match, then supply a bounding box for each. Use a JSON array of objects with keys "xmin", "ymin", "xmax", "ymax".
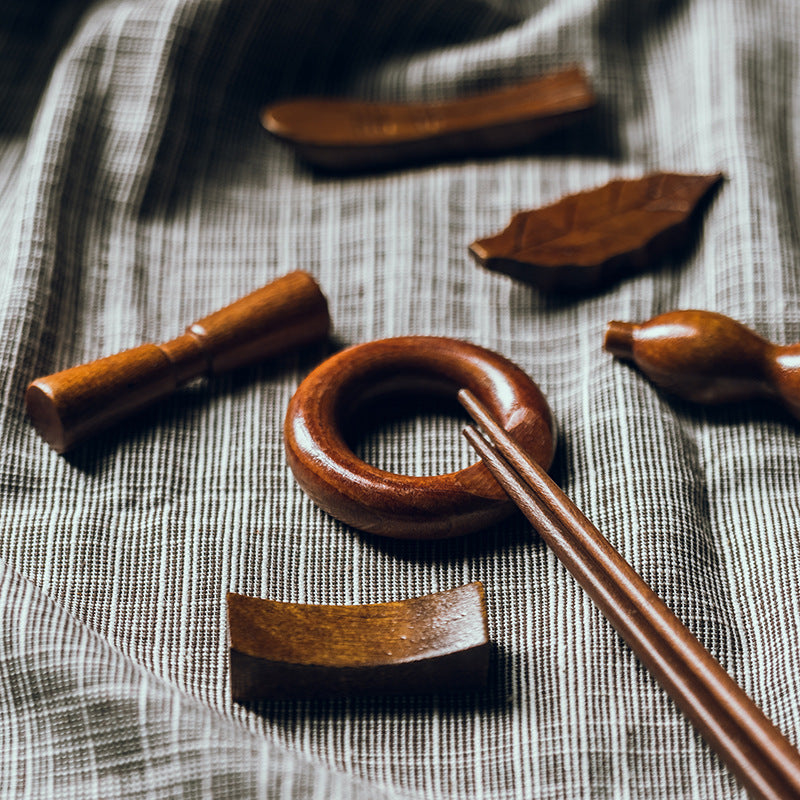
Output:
[{"xmin": 1, "ymin": 0, "xmax": 798, "ymax": 797}]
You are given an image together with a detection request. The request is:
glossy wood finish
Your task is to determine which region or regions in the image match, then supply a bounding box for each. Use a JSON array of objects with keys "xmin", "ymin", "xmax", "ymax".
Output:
[
  {"xmin": 470, "ymin": 172, "xmax": 722, "ymax": 291},
  {"xmin": 284, "ymin": 336, "xmax": 555, "ymax": 539},
  {"xmin": 227, "ymin": 582, "xmax": 489, "ymax": 700},
  {"xmin": 261, "ymin": 67, "xmax": 595, "ymax": 171},
  {"xmin": 26, "ymin": 271, "xmax": 330, "ymax": 452},
  {"xmin": 460, "ymin": 389, "xmax": 800, "ymax": 800},
  {"xmin": 604, "ymin": 309, "xmax": 800, "ymax": 419}
]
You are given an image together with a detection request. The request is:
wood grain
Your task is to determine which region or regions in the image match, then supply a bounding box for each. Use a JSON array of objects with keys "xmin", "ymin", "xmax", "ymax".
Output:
[
  {"xmin": 261, "ymin": 67, "xmax": 595, "ymax": 171},
  {"xmin": 459, "ymin": 388, "xmax": 800, "ymax": 800},
  {"xmin": 227, "ymin": 582, "xmax": 489, "ymax": 700},
  {"xmin": 470, "ymin": 172, "xmax": 722, "ymax": 291},
  {"xmin": 284, "ymin": 336, "xmax": 555, "ymax": 539},
  {"xmin": 604, "ymin": 309, "xmax": 800, "ymax": 419},
  {"xmin": 25, "ymin": 271, "xmax": 330, "ymax": 452}
]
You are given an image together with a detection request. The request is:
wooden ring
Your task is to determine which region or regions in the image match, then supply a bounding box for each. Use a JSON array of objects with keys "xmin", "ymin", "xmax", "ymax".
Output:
[{"xmin": 284, "ymin": 336, "xmax": 555, "ymax": 539}]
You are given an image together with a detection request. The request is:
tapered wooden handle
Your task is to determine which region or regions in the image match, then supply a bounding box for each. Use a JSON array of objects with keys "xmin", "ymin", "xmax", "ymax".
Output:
[
  {"xmin": 605, "ymin": 309, "xmax": 800, "ymax": 419},
  {"xmin": 26, "ymin": 270, "xmax": 330, "ymax": 452}
]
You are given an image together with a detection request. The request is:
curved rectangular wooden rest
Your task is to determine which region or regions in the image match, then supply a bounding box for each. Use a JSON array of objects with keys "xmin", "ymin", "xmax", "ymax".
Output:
[{"xmin": 227, "ymin": 582, "xmax": 489, "ymax": 701}]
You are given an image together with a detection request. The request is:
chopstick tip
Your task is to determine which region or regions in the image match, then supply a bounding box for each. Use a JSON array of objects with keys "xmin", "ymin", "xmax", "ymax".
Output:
[
  {"xmin": 458, "ymin": 388, "xmax": 480, "ymax": 419},
  {"xmin": 462, "ymin": 423, "xmax": 492, "ymax": 460}
]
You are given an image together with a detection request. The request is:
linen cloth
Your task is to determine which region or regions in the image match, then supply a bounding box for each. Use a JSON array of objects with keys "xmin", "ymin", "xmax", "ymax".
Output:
[{"xmin": 1, "ymin": 0, "xmax": 799, "ymax": 797}]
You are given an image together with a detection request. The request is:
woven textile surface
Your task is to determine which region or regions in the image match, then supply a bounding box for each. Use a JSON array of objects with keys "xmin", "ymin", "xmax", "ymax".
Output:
[{"xmin": 1, "ymin": 0, "xmax": 799, "ymax": 797}]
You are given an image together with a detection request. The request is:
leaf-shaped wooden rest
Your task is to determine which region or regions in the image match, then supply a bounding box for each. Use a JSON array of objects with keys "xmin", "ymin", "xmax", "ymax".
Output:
[
  {"xmin": 469, "ymin": 172, "xmax": 723, "ymax": 291},
  {"xmin": 261, "ymin": 67, "xmax": 595, "ymax": 171},
  {"xmin": 227, "ymin": 582, "xmax": 489, "ymax": 700}
]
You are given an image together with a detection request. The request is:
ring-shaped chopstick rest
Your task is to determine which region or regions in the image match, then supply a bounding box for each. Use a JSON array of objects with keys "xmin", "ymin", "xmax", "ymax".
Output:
[{"xmin": 284, "ymin": 336, "xmax": 555, "ymax": 539}]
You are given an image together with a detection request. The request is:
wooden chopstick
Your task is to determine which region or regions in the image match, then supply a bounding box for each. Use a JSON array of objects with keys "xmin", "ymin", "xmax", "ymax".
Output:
[{"xmin": 459, "ymin": 388, "xmax": 800, "ymax": 800}]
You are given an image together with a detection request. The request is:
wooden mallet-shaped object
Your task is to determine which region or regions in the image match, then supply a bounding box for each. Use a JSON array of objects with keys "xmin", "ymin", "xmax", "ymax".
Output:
[{"xmin": 25, "ymin": 270, "xmax": 330, "ymax": 453}]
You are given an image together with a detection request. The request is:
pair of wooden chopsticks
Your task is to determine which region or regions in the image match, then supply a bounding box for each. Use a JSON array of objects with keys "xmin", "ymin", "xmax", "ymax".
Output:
[{"xmin": 459, "ymin": 389, "xmax": 800, "ymax": 800}]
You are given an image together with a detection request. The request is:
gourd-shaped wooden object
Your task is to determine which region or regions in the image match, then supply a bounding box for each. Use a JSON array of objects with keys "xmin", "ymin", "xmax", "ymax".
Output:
[
  {"xmin": 26, "ymin": 270, "xmax": 330, "ymax": 452},
  {"xmin": 604, "ymin": 309, "xmax": 800, "ymax": 419}
]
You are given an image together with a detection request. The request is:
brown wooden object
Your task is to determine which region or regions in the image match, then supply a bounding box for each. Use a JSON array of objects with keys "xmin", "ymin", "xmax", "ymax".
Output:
[
  {"xmin": 26, "ymin": 270, "xmax": 331, "ymax": 453},
  {"xmin": 604, "ymin": 309, "xmax": 800, "ymax": 419},
  {"xmin": 284, "ymin": 336, "xmax": 554, "ymax": 539},
  {"xmin": 469, "ymin": 172, "xmax": 722, "ymax": 291},
  {"xmin": 459, "ymin": 389, "xmax": 800, "ymax": 800},
  {"xmin": 227, "ymin": 581, "xmax": 489, "ymax": 700},
  {"xmin": 261, "ymin": 67, "xmax": 595, "ymax": 171}
]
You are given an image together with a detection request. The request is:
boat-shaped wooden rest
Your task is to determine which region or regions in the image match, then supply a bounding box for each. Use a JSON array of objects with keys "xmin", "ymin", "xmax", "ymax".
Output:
[
  {"xmin": 227, "ymin": 582, "xmax": 489, "ymax": 701},
  {"xmin": 261, "ymin": 67, "xmax": 595, "ymax": 172}
]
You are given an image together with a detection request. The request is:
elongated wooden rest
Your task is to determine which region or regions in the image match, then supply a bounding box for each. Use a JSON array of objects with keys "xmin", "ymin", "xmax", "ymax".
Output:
[
  {"xmin": 284, "ymin": 336, "xmax": 555, "ymax": 538},
  {"xmin": 26, "ymin": 271, "xmax": 330, "ymax": 453},
  {"xmin": 261, "ymin": 67, "xmax": 595, "ymax": 171},
  {"xmin": 460, "ymin": 389, "xmax": 800, "ymax": 800},
  {"xmin": 604, "ymin": 309, "xmax": 800, "ymax": 419},
  {"xmin": 227, "ymin": 582, "xmax": 489, "ymax": 700}
]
